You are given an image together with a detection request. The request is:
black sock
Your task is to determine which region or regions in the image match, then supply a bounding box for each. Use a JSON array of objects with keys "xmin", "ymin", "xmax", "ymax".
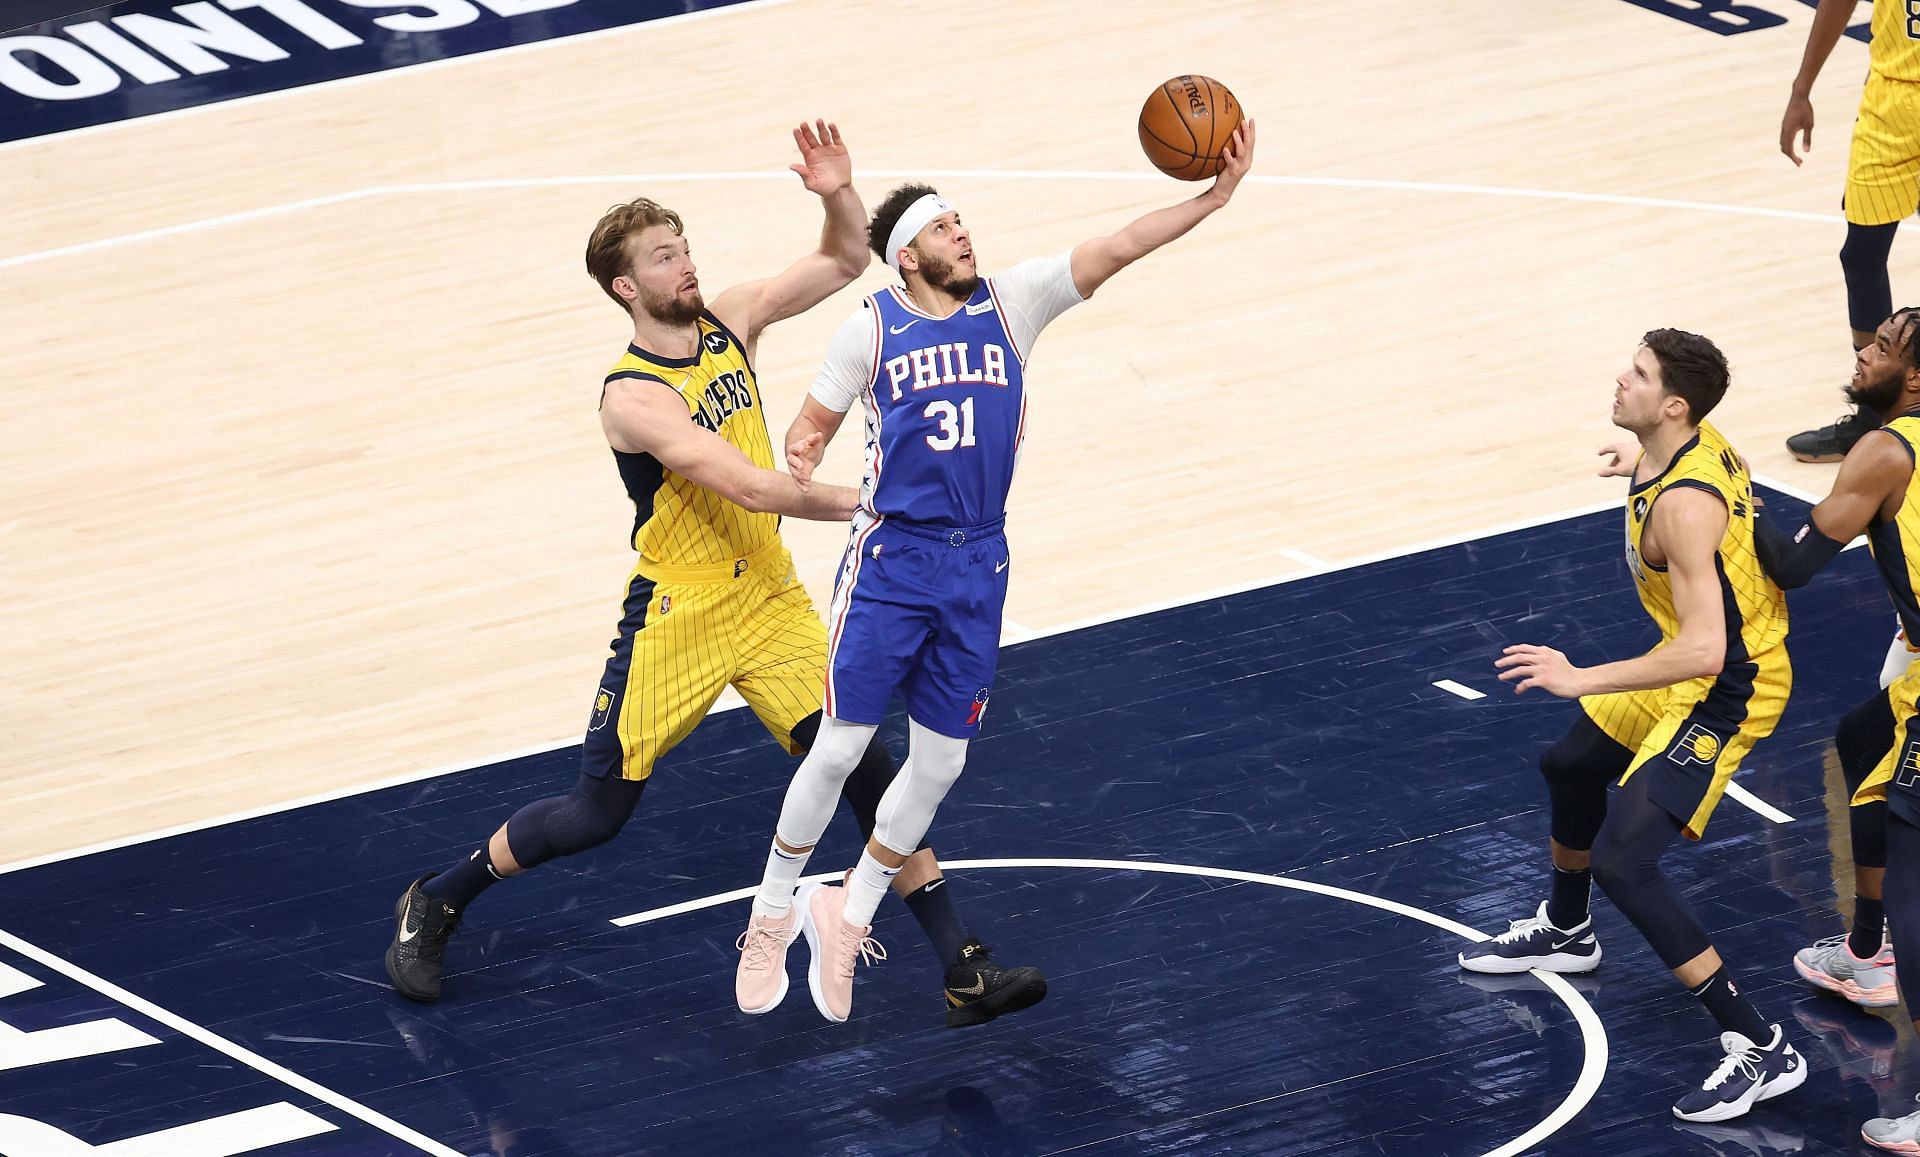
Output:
[
  {"xmin": 1689, "ymin": 966, "xmax": 1771, "ymax": 1043},
  {"xmin": 1546, "ymin": 865, "xmax": 1592, "ymax": 930},
  {"xmin": 902, "ymin": 877, "xmax": 971, "ymax": 967},
  {"xmin": 422, "ymin": 846, "xmax": 506, "ymax": 909},
  {"xmin": 1850, "ymin": 895, "xmax": 1888, "ymax": 959}
]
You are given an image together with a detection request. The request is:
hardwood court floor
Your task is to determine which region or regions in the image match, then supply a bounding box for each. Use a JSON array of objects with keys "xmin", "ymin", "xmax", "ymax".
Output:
[{"xmin": 0, "ymin": 0, "xmax": 1890, "ymax": 860}]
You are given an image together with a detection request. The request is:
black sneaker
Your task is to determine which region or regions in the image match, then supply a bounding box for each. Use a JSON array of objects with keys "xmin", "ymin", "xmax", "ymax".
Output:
[
  {"xmin": 944, "ymin": 940, "xmax": 1047, "ymax": 1028},
  {"xmin": 1786, "ymin": 409, "xmax": 1877, "ymax": 463},
  {"xmin": 1457, "ymin": 901, "xmax": 1602, "ymax": 975},
  {"xmin": 385, "ymin": 873, "xmax": 462, "ymax": 1002},
  {"xmin": 1671, "ymin": 1024, "xmax": 1806, "ymax": 1123}
]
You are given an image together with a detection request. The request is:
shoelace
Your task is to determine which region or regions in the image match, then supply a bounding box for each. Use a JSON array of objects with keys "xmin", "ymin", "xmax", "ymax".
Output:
[
  {"xmin": 833, "ymin": 924, "xmax": 887, "ymax": 979},
  {"xmin": 735, "ymin": 919, "xmax": 790, "ymax": 971},
  {"xmin": 1701, "ymin": 1041, "xmax": 1763, "ymax": 1091},
  {"xmin": 1490, "ymin": 916, "xmax": 1551, "ymax": 945}
]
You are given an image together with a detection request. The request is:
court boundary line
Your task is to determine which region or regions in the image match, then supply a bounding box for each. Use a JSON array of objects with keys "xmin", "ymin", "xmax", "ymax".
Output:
[
  {"xmin": 0, "ymin": 0, "xmax": 801, "ymax": 158},
  {"xmin": 0, "ymin": 170, "xmax": 1849, "ymax": 272},
  {"xmin": 0, "ymin": 495, "xmax": 1631, "ymax": 878},
  {"xmin": 607, "ymin": 857, "xmax": 1607, "ymax": 1157},
  {"xmin": 0, "ymin": 927, "xmax": 463, "ymax": 1155}
]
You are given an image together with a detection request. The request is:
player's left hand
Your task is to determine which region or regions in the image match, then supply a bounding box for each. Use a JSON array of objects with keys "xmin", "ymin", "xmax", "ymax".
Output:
[
  {"xmin": 1209, "ymin": 118, "xmax": 1255, "ymax": 205},
  {"xmin": 790, "ymin": 120, "xmax": 852, "ymax": 197},
  {"xmin": 1496, "ymin": 643, "xmax": 1587, "ymax": 698},
  {"xmin": 787, "ymin": 431, "xmax": 826, "ymax": 486}
]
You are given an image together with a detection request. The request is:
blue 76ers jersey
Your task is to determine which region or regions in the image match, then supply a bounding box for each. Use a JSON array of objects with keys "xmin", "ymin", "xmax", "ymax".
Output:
[{"xmin": 862, "ymin": 282, "xmax": 1027, "ymax": 525}]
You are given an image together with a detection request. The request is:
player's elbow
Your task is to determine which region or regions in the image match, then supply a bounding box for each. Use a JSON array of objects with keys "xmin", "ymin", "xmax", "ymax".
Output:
[
  {"xmin": 1688, "ymin": 641, "xmax": 1725, "ymax": 680},
  {"xmin": 831, "ymin": 249, "xmax": 868, "ymax": 281}
]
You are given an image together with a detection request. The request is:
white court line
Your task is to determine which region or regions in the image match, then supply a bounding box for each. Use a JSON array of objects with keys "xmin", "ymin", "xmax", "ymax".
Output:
[
  {"xmin": 1724, "ymin": 781, "xmax": 1795, "ymax": 825},
  {"xmin": 608, "ymin": 857, "xmax": 1607, "ymax": 1157},
  {"xmin": 0, "ymin": 496, "xmax": 1629, "ymax": 877},
  {"xmin": 0, "ymin": 171, "xmax": 1852, "ymax": 271},
  {"xmin": 0, "ymin": 0, "xmax": 802, "ymax": 158},
  {"xmin": 0, "ymin": 927, "xmax": 462, "ymax": 1156},
  {"xmin": 1433, "ymin": 679, "xmax": 1486, "ymax": 700}
]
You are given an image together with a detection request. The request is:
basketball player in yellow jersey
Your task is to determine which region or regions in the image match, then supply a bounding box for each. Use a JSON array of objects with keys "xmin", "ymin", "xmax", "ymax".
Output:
[
  {"xmin": 1744, "ymin": 308, "xmax": 1920, "ymax": 1152},
  {"xmin": 1780, "ymin": 0, "xmax": 1920, "ymax": 461},
  {"xmin": 384, "ymin": 122, "xmax": 1046, "ymax": 1028},
  {"xmin": 1460, "ymin": 330, "xmax": 1805, "ymax": 1123}
]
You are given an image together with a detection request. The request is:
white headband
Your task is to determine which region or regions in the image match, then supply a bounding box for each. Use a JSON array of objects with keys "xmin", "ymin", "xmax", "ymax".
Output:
[{"xmin": 885, "ymin": 193, "xmax": 956, "ymax": 276}]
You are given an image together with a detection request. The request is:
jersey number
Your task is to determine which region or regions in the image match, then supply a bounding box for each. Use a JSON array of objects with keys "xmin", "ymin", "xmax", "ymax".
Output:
[
  {"xmin": 1910, "ymin": 0, "xmax": 1920, "ymax": 39},
  {"xmin": 924, "ymin": 397, "xmax": 977, "ymax": 451}
]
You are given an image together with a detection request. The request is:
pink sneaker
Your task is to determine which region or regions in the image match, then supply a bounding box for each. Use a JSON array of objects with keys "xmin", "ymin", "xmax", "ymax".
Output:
[
  {"xmin": 798, "ymin": 881, "xmax": 885, "ymax": 1023},
  {"xmin": 734, "ymin": 905, "xmax": 797, "ymax": 1015},
  {"xmin": 1794, "ymin": 934, "xmax": 1900, "ymax": 1008}
]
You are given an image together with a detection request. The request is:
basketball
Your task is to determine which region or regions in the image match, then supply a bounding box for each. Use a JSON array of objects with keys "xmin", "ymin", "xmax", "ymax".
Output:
[{"xmin": 1138, "ymin": 75, "xmax": 1243, "ymax": 180}]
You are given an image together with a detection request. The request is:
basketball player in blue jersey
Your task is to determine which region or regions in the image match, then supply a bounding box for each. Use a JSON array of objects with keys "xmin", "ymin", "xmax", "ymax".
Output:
[
  {"xmin": 385, "ymin": 122, "xmax": 1045, "ymax": 1029},
  {"xmin": 733, "ymin": 122, "xmax": 1257, "ymax": 1023},
  {"xmin": 1744, "ymin": 309, "xmax": 1920, "ymax": 1152}
]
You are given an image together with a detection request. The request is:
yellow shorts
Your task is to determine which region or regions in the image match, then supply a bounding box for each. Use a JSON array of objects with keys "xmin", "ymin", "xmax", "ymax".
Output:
[
  {"xmin": 582, "ymin": 539, "xmax": 827, "ymax": 781},
  {"xmin": 1580, "ymin": 651, "xmax": 1790, "ymax": 840},
  {"xmin": 1852, "ymin": 659, "xmax": 1920, "ymax": 815},
  {"xmin": 1846, "ymin": 71, "xmax": 1920, "ymax": 226}
]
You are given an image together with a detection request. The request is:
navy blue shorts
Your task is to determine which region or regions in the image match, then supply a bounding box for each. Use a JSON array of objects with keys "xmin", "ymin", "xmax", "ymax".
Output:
[{"xmin": 822, "ymin": 514, "xmax": 1009, "ymax": 738}]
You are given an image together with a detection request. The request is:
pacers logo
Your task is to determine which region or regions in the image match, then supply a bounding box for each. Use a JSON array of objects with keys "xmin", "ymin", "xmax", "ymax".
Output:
[
  {"xmin": 1666, "ymin": 722, "xmax": 1723, "ymax": 768},
  {"xmin": 589, "ymin": 686, "xmax": 617, "ymax": 732},
  {"xmin": 1896, "ymin": 739, "xmax": 1920, "ymax": 790}
]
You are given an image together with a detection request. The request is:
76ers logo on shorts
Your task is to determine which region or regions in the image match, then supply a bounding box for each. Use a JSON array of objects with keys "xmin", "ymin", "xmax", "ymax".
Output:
[
  {"xmin": 966, "ymin": 687, "xmax": 991, "ymax": 727},
  {"xmin": 1666, "ymin": 722, "xmax": 1724, "ymax": 768},
  {"xmin": 589, "ymin": 686, "xmax": 617, "ymax": 732}
]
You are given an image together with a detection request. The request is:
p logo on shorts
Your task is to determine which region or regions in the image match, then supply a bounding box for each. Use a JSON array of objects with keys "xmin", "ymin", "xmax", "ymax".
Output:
[
  {"xmin": 1897, "ymin": 739, "xmax": 1920, "ymax": 790},
  {"xmin": 1666, "ymin": 722, "xmax": 1723, "ymax": 768},
  {"xmin": 589, "ymin": 687, "xmax": 617, "ymax": 732}
]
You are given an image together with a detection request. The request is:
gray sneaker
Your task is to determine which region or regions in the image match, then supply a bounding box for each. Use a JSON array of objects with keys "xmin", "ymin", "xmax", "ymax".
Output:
[
  {"xmin": 1792, "ymin": 933, "xmax": 1899, "ymax": 1007},
  {"xmin": 1863, "ymin": 1097, "xmax": 1920, "ymax": 1153}
]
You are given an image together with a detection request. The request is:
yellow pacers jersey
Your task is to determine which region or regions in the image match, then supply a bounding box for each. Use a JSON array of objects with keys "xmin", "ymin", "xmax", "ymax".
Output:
[
  {"xmin": 1867, "ymin": 416, "xmax": 1920, "ymax": 641},
  {"xmin": 1623, "ymin": 421, "xmax": 1788, "ymax": 662},
  {"xmin": 1873, "ymin": 0, "xmax": 1920, "ymax": 83},
  {"xmin": 602, "ymin": 312, "xmax": 778, "ymax": 566}
]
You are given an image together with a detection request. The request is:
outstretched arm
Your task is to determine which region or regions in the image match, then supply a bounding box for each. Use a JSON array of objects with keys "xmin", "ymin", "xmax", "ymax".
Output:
[
  {"xmin": 1756, "ymin": 428, "xmax": 1908, "ymax": 585},
  {"xmin": 1069, "ymin": 119, "xmax": 1256, "ymax": 299},
  {"xmin": 710, "ymin": 120, "xmax": 870, "ymax": 343},
  {"xmin": 602, "ymin": 378, "xmax": 857, "ymax": 520}
]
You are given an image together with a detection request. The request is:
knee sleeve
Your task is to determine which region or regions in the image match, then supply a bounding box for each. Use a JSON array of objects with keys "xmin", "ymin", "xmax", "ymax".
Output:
[
  {"xmin": 503, "ymin": 771, "xmax": 645, "ymax": 869},
  {"xmin": 1838, "ymin": 691, "xmax": 1896, "ymax": 871},
  {"xmin": 1589, "ymin": 777, "xmax": 1709, "ymax": 970},
  {"xmin": 872, "ymin": 719, "xmax": 970, "ymax": 856},
  {"xmin": 1841, "ymin": 221, "xmax": 1899, "ymax": 337},
  {"xmin": 773, "ymin": 716, "xmax": 875, "ymax": 849},
  {"xmin": 1541, "ymin": 712, "xmax": 1633, "ymax": 851}
]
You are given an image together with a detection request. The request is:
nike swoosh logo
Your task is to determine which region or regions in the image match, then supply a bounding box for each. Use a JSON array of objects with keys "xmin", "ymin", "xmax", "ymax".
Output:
[
  {"xmin": 924, "ymin": 879, "xmax": 943, "ymax": 892},
  {"xmin": 994, "ymin": 560, "xmax": 1009, "ymax": 573},
  {"xmin": 950, "ymin": 977, "xmax": 986, "ymax": 996},
  {"xmin": 888, "ymin": 320, "xmax": 921, "ymax": 335},
  {"xmin": 1549, "ymin": 936, "xmax": 1583, "ymax": 951},
  {"xmin": 398, "ymin": 896, "xmax": 420, "ymax": 942}
]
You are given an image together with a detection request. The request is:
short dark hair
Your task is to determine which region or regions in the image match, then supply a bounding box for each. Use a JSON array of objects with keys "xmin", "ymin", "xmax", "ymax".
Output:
[
  {"xmin": 1642, "ymin": 328, "xmax": 1730, "ymax": 422},
  {"xmin": 868, "ymin": 182, "xmax": 940, "ymax": 261},
  {"xmin": 1889, "ymin": 306, "xmax": 1920, "ymax": 370}
]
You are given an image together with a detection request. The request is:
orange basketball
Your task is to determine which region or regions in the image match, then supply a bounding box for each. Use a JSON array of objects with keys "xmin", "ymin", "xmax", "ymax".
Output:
[{"xmin": 1138, "ymin": 75, "xmax": 1243, "ymax": 181}]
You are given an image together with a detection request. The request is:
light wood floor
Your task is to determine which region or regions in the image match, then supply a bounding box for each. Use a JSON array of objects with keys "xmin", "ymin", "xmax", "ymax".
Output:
[{"xmin": 0, "ymin": 0, "xmax": 1890, "ymax": 861}]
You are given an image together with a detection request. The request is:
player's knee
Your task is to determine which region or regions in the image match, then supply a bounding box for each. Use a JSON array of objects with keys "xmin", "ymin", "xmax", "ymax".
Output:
[
  {"xmin": 549, "ymin": 774, "xmax": 644, "ymax": 856},
  {"xmin": 1840, "ymin": 221, "xmax": 1897, "ymax": 274}
]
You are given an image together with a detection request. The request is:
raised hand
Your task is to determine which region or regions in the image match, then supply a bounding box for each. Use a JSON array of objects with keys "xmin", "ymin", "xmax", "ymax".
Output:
[
  {"xmin": 1210, "ymin": 118, "xmax": 1256, "ymax": 204},
  {"xmin": 790, "ymin": 120, "xmax": 852, "ymax": 197}
]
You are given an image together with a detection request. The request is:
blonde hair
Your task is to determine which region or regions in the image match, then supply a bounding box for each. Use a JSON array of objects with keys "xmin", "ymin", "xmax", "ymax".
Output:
[{"xmin": 585, "ymin": 197, "xmax": 685, "ymax": 314}]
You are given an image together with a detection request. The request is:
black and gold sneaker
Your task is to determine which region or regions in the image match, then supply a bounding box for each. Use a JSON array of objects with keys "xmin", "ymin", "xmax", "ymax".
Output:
[
  {"xmin": 385, "ymin": 873, "xmax": 462, "ymax": 1003},
  {"xmin": 944, "ymin": 939, "xmax": 1047, "ymax": 1028}
]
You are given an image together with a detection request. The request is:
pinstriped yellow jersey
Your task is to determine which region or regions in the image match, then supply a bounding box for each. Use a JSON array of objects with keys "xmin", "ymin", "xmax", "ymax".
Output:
[
  {"xmin": 1624, "ymin": 421, "xmax": 1788, "ymax": 661},
  {"xmin": 1867, "ymin": 416, "xmax": 1920, "ymax": 641},
  {"xmin": 601, "ymin": 312, "xmax": 778, "ymax": 564},
  {"xmin": 1872, "ymin": 1, "xmax": 1920, "ymax": 83}
]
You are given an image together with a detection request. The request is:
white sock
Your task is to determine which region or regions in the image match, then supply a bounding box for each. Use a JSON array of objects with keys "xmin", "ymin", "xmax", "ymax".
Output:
[
  {"xmin": 842, "ymin": 850, "xmax": 899, "ymax": 927},
  {"xmin": 751, "ymin": 841, "xmax": 810, "ymax": 919}
]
